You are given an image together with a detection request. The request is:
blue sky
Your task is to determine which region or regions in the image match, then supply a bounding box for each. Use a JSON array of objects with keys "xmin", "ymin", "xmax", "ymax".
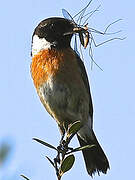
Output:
[{"xmin": 0, "ymin": 0, "xmax": 134, "ymax": 179}]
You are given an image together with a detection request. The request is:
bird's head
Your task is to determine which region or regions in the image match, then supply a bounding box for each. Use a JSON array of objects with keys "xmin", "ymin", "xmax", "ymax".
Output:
[{"xmin": 32, "ymin": 17, "xmax": 78, "ymax": 56}]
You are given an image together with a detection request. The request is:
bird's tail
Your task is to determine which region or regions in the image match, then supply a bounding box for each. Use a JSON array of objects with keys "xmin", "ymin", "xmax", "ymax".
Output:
[{"xmin": 77, "ymin": 130, "xmax": 110, "ymax": 176}]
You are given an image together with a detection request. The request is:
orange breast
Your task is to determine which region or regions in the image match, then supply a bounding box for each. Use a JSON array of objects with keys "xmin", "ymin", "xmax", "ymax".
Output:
[{"xmin": 31, "ymin": 48, "xmax": 77, "ymax": 89}]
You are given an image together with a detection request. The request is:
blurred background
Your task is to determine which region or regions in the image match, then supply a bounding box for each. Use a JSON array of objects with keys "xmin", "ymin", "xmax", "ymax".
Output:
[{"xmin": 0, "ymin": 0, "xmax": 134, "ymax": 179}]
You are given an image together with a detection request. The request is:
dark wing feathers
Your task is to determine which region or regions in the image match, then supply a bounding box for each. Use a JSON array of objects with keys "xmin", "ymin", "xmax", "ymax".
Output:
[{"xmin": 75, "ymin": 54, "xmax": 93, "ymax": 117}]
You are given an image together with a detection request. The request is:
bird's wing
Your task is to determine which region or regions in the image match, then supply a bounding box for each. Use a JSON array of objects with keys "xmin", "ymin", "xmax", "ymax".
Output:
[{"xmin": 76, "ymin": 54, "xmax": 93, "ymax": 118}]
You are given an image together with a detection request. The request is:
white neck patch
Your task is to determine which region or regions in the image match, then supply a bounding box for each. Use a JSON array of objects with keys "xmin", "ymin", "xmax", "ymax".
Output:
[{"xmin": 32, "ymin": 35, "xmax": 51, "ymax": 57}]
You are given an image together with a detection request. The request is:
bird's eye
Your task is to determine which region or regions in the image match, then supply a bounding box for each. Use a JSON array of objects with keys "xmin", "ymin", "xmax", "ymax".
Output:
[
  {"xmin": 50, "ymin": 23, "xmax": 54, "ymax": 29},
  {"xmin": 49, "ymin": 23, "xmax": 60, "ymax": 36}
]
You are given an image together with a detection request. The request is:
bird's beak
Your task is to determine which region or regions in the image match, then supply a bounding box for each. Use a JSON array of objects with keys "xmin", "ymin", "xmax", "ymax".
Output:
[
  {"xmin": 63, "ymin": 31, "xmax": 75, "ymax": 36},
  {"xmin": 63, "ymin": 25, "xmax": 89, "ymax": 49},
  {"xmin": 63, "ymin": 26, "xmax": 88, "ymax": 36}
]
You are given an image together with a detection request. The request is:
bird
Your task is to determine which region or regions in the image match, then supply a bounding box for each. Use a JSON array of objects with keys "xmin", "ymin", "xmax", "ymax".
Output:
[{"xmin": 31, "ymin": 17, "xmax": 109, "ymax": 176}]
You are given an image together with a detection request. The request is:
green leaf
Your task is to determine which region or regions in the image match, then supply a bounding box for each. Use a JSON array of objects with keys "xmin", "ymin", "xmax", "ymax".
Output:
[
  {"xmin": 45, "ymin": 156, "xmax": 55, "ymax": 167},
  {"xmin": 59, "ymin": 154, "xmax": 75, "ymax": 176},
  {"xmin": 20, "ymin": 175, "xmax": 30, "ymax": 180},
  {"xmin": 33, "ymin": 138, "xmax": 57, "ymax": 151},
  {"xmin": 67, "ymin": 121, "xmax": 81, "ymax": 138},
  {"xmin": 66, "ymin": 145, "xmax": 95, "ymax": 154}
]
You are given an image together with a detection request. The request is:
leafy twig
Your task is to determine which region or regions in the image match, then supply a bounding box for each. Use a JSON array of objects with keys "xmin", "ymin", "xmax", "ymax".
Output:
[{"xmin": 21, "ymin": 121, "xmax": 94, "ymax": 180}]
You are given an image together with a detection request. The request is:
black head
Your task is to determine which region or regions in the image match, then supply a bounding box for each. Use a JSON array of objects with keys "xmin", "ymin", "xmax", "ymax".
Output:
[{"xmin": 32, "ymin": 17, "xmax": 76, "ymax": 49}]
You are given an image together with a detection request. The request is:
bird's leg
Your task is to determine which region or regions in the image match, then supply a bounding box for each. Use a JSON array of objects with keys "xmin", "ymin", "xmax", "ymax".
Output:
[
  {"xmin": 54, "ymin": 130, "xmax": 66, "ymax": 165},
  {"xmin": 56, "ymin": 123, "xmax": 75, "ymax": 162},
  {"xmin": 59, "ymin": 133, "xmax": 65, "ymax": 145},
  {"xmin": 58, "ymin": 124, "xmax": 66, "ymax": 146}
]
